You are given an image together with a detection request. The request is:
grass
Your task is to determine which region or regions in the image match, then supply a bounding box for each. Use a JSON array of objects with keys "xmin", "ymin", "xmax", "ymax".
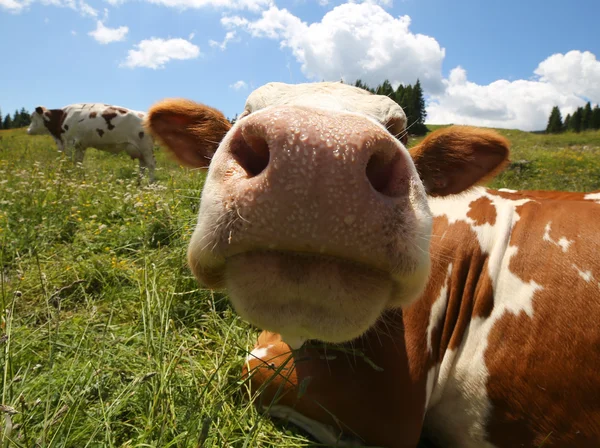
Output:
[{"xmin": 1, "ymin": 125, "xmax": 599, "ymax": 447}]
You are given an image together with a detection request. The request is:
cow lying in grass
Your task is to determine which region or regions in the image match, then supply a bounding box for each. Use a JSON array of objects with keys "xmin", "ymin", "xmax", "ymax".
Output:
[
  {"xmin": 28, "ymin": 103, "xmax": 156, "ymax": 182},
  {"xmin": 146, "ymin": 82, "xmax": 600, "ymax": 448}
]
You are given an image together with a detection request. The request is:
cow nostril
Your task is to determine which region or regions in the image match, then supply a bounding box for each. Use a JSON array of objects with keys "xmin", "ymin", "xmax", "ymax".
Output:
[
  {"xmin": 366, "ymin": 151, "xmax": 405, "ymax": 197},
  {"xmin": 231, "ymin": 131, "xmax": 270, "ymax": 177}
]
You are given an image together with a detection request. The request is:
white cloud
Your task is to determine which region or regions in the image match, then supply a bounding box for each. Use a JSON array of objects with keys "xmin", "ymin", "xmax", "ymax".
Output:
[
  {"xmin": 88, "ymin": 20, "xmax": 129, "ymax": 44},
  {"xmin": 223, "ymin": 3, "xmax": 446, "ymax": 93},
  {"xmin": 230, "ymin": 80, "xmax": 248, "ymax": 90},
  {"xmin": 78, "ymin": 0, "xmax": 97, "ymax": 16},
  {"xmin": 427, "ymin": 64, "xmax": 589, "ymax": 131},
  {"xmin": 209, "ymin": 31, "xmax": 237, "ymax": 50},
  {"xmin": 357, "ymin": 0, "xmax": 393, "ymax": 6},
  {"xmin": 144, "ymin": 0, "xmax": 269, "ymax": 11},
  {"xmin": 1, "ymin": 0, "xmax": 96, "ymax": 15},
  {"xmin": 121, "ymin": 38, "xmax": 200, "ymax": 69},
  {"xmin": 534, "ymin": 51, "xmax": 600, "ymax": 104},
  {"xmin": 0, "ymin": 0, "xmax": 30, "ymax": 12},
  {"xmin": 71, "ymin": 30, "xmax": 77, "ymax": 35},
  {"xmin": 189, "ymin": 32, "xmax": 196, "ymax": 40}
]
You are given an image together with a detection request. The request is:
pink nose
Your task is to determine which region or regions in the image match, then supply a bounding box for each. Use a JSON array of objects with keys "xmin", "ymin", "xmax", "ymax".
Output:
[
  {"xmin": 208, "ymin": 105, "xmax": 421, "ymax": 275},
  {"xmin": 229, "ymin": 106, "xmax": 409, "ymax": 197}
]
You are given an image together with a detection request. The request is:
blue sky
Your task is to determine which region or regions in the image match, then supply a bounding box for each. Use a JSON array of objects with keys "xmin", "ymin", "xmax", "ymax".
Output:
[{"xmin": 1, "ymin": 0, "xmax": 599, "ymax": 130}]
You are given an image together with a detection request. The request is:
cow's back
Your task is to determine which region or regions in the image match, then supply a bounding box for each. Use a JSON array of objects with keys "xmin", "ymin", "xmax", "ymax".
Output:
[
  {"xmin": 420, "ymin": 187, "xmax": 600, "ymax": 447},
  {"xmin": 62, "ymin": 104, "xmax": 152, "ymax": 155}
]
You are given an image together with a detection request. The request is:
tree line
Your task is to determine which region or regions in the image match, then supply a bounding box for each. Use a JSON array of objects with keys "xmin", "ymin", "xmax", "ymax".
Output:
[
  {"xmin": 0, "ymin": 107, "xmax": 32, "ymax": 130},
  {"xmin": 546, "ymin": 102, "xmax": 600, "ymax": 134},
  {"xmin": 353, "ymin": 79, "xmax": 429, "ymax": 136}
]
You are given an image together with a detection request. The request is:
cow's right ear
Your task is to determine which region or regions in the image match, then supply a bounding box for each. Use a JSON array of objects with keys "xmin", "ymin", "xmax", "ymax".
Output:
[
  {"xmin": 35, "ymin": 106, "xmax": 44, "ymax": 115},
  {"xmin": 146, "ymin": 99, "xmax": 232, "ymax": 168}
]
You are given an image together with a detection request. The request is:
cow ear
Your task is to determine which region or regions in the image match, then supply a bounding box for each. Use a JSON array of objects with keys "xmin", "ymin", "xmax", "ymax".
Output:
[
  {"xmin": 35, "ymin": 106, "xmax": 44, "ymax": 115},
  {"xmin": 146, "ymin": 99, "xmax": 232, "ymax": 168},
  {"xmin": 409, "ymin": 126, "xmax": 510, "ymax": 197}
]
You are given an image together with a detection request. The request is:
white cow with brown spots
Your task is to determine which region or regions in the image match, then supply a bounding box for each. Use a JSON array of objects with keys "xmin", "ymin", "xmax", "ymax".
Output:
[
  {"xmin": 146, "ymin": 82, "xmax": 600, "ymax": 448},
  {"xmin": 28, "ymin": 103, "xmax": 156, "ymax": 182}
]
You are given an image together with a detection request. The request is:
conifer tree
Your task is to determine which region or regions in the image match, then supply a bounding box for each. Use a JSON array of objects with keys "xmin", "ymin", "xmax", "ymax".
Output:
[
  {"xmin": 582, "ymin": 101, "xmax": 593, "ymax": 130},
  {"xmin": 12, "ymin": 109, "xmax": 22, "ymax": 128},
  {"xmin": 545, "ymin": 106, "xmax": 563, "ymax": 134},
  {"xmin": 411, "ymin": 79, "xmax": 428, "ymax": 135},
  {"xmin": 591, "ymin": 104, "xmax": 600, "ymax": 130},
  {"xmin": 570, "ymin": 107, "xmax": 583, "ymax": 133},
  {"xmin": 376, "ymin": 80, "xmax": 394, "ymax": 98},
  {"xmin": 19, "ymin": 108, "xmax": 31, "ymax": 127},
  {"xmin": 0, "ymin": 108, "xmax": 3, "ymax": 130},
  {"xmin": 3, "ymin": 114, "xmax": 12, "ymax": 129},
  {"xmin": 563, "ymin": 113, "xmax": 571, "ymax": 132}
]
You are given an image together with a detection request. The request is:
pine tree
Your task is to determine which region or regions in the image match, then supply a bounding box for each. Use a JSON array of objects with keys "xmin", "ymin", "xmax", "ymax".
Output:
[
  {"xmin": 12, "ymin": 109, "xmax": 22, "ymax": 128},
  {"xmin": 570, "ymin": 107, "xmax": 583, "ymax": 133},
  {"xmin": 19, "ymin": 108, "xmax": 31, "ymax": 127},
  {"xmin": 3, "ymin": 114, "xmax": 12, "ymax": 130},
  {"xmin": 0, "ymin": 108, "xmax": 3, "ymax": 130},
  {"xmin": 545, "ymin": 106, "xmax": 563, "ymax": 134},
  {"xmin": 394, "ymin": 84, "xmax": 405, "ymax": 106},
  {"xmin": 563, "ymin": 113, "xmax": 571, "ymax": 132},
  {"xmin": 376, "ymin": 80, "xmax": 394, "ymax": 98},
  {"xmin": 591, "ymin": 105, "xmax": 600, "ymax": 130},
  {"xmin": 411, "ymin": 79, "xmax": 428, "ymax": 135},
  {"xmin": 398, "ymin": 84, "xmax": 414, "ymax": 126},
  {"xmin": 582, "ymin": 102, "xmax": 593, "ymax": 130},
  {"xmin": 354, "ymin": 79, "xmax": 374, "ymax": 93}
]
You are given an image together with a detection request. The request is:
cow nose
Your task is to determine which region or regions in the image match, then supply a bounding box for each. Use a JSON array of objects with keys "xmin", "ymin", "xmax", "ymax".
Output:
[{"xmin": 227, "ymin": 106, "xmax": 408, "ymax": 198}]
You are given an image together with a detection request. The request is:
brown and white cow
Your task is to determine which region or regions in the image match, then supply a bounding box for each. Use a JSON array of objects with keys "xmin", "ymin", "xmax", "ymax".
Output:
[
  {"xmin": 146, "ymin": 82, "xmax": 600, "ymax": 448},
  {"xmin": 28, "ymin": 103, "xmax": 156, "ymax": 182}
]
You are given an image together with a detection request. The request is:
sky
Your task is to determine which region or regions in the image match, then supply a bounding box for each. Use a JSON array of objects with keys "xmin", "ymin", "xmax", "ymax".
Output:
[{"xmin": 1, "ymin": 0, "xmax": 599, "ymax": 131}]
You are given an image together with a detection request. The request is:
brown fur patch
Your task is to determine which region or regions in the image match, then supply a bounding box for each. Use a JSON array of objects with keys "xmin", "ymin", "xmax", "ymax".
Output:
[
  {"xmin": 102, "ymin": 108, "xmax": 118, "ymax": 130},
  {"xmin": 97, "ymin": 129, "xmax": 104, "ymax": 137},
  {"xmin": 467, "ymin": 196, "xmax": 497, "ymax": 226},
  {"xmin": 138, "ymin": 131, "xmax": 144, "ymax": 139},
  {"xmin": 89, "ymin": 112, "xmax": 97, "ymax": 119},
  {"xmin": 244, "ymin": 326, "xmax": 426, "ymax": 448},
  {"xmin": 41, "ymin": 109, "xmax": 67, "ymax": 141},
  {"xmin": 485, "ymin": 198, "xmax": 600, "ymax": 446},
  {"xmin": 117, "ymin": 108, "xmax": 128, "ymax": 114}
]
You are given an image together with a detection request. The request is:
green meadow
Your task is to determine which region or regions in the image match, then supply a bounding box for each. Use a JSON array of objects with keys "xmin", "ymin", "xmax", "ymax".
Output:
[{"xmin": 0, "ymin": 126, "xmax": 599, "ymax": 447}]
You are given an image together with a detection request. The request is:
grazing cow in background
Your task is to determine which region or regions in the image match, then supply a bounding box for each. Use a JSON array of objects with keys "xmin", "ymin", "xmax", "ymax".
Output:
[
  {"xmin": 146, "ymin": 82, "xmax": 600, "ymax": 448},
  {"xmin": 28, "ymin": 103, "xmax": 156, "ymax": 182}
]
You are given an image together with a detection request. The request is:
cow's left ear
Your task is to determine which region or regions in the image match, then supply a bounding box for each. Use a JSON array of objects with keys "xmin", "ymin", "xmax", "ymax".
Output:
[
  {"xmin": 146, "ymin": 99, "xmax": 232, "ymax": 168},
  {"xmin": 409, "ymin": 126, "xmax": 510, "ymax": 197},
  {"xmin": 35, "ymin": 106, "xmax": 45, "ymax": 115}
]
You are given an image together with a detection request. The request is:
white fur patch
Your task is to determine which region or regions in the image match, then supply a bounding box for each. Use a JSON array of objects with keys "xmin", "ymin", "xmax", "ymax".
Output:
[
  {"xmin": 584, "ymin": 192, "xmax": 600, "ymax": 203},
  {"xmin": 543, "ymin": 221, "xmax": 573, "ymax": 253},
  {"xmin": 424, "ymin": 188, "xmax": 542, "ymax": 447},
  {"xmin": 246, "ymin": 344, "xmax": 274, "ymax": 362},
  {"xmin": 266, "ymin": 405, "xmax": 362, "ymax": 446},
  {"xmin": 427, "ymin": 263, "xmax": 453, "ymax": 353}
]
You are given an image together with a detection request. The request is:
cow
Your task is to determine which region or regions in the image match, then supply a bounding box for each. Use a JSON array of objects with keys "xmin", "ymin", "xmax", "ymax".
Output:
[
  {"xmin": 145, "ymin": 82, "xmax": 600, "ymax": 448},
  {"xmin": 28, "ymin": 103, "xmax": 156, "ymax": 182}
]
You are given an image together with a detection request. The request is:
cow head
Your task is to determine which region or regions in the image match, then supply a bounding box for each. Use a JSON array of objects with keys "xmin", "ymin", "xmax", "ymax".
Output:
[
  {"xmin": 147, "ymin": 81, "xmax": 510, "ymax": 346},
  {"xmin": 27, "ymin": 106, "xmax": 50, "ymax": 135}
]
